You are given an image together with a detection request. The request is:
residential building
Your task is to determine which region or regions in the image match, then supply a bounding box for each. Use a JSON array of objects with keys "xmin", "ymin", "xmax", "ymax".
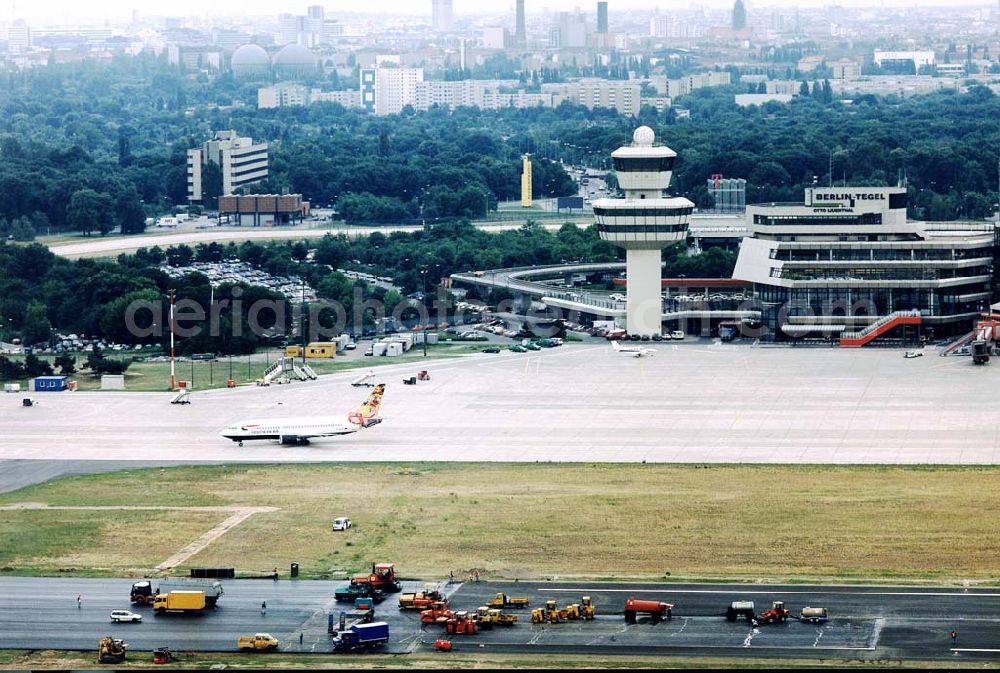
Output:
[
  {"xmin": 7, "ymin": 19, "xmax": 31, "ymax": 54},
  {"xmin": 481, "ymin": 27, "xmax": 508, "ymax": 50},
  {"xmin": 543, "ymin": 79, "xmax": 641, "ymax": 115},
  {"xmin": 830, "ymin": 59, "xmax": 860, "ymax": 79},
  {"xmin": 187, "ymin": 131, "xmax": 268, "ymax": 202},
  {"xmin": 361, "ymin": 67, "xmax": 425, "ymax": 115}
]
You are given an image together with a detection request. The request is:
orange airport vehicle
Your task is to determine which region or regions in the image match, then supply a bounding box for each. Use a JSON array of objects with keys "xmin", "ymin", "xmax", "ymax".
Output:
[{"xmin": 624, "ymin": 597, "xmax": 673, "ymax": 623}]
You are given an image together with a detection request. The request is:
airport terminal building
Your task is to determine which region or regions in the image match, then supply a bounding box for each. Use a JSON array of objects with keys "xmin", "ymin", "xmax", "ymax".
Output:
[{"xmin": 733, "ymin": 186, "xmax": 997, "ymax": 341}]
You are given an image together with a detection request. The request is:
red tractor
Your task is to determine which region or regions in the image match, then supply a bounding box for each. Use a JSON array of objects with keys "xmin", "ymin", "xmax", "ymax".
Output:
[
  {"xmin": 445, "ymin": 612, "xmax": 477, "ymax": 635},
  {"xmin": 756, "ymin": 601, "xmax": 791, "ymax": 625},
  {"xmin": 420, "ymin": 602, "xmax": 454, "ymax": 625},
  {"xmin": 361, "ymin": 563, "xmax": 402, "ymax": 593}
]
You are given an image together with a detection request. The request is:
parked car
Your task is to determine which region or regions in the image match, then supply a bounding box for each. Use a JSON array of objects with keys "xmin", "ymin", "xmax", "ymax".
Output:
[
  {"xmin": 482, "ymin": 345, "xmax": 501, "ymax": 354},
  {"xmin": 524, "ymin": 342, "xmax": 542, "ymax": 351},
  {"xmin": 904, "ymin": 350, "xmax": 923, "ymax": 358},
  {"xmin": 345, "ymin": 342, "xmax": 357, "ymax": 351},
  {"xmin": 670, "ymin": 330, "xmax": 685, "ymax": 340},
  {"xmin": 110, "ymin": 610, "xmax": 143, "ymax": 623},
  {"xmin": 332, "ymin": 517, "xmax": 352, "ymax": 531},
  {"xmin": 509, "ymin": 345, "xmax": 528, "ymax": 353}
]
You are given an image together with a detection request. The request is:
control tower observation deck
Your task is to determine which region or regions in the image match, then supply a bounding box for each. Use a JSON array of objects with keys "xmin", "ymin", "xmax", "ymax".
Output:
[{"xmin": 593, "ymin": 126, "xmax": 694, "ymax": 336}]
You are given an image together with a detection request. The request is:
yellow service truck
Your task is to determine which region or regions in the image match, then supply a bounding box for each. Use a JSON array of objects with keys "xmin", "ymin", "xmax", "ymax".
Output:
[
  {"xmin": 153, "ymin": 590, "xmax": 206, "ymax": 614},
  {"xmin": 237, "ymin": 633, "xmax": 279, "ymax": 651}
]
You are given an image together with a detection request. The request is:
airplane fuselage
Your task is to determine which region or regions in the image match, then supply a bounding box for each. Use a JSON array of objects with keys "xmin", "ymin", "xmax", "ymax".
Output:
[{"xmin": 221, "ymin": 416, "xmax": 360, "ymax": 445}]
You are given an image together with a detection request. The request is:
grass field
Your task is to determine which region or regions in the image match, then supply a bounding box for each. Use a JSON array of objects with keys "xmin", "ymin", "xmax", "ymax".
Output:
[
  {"xmin": 0, "ymin": 649, "xmax": 986, "ymax": 670},
  {"xmin": 0, "ymin": 464, "xmax": 997, "ymax": 583},
  {"xmin": 4, "ymin": 344, "xmax": 483, "ymax": 392}
]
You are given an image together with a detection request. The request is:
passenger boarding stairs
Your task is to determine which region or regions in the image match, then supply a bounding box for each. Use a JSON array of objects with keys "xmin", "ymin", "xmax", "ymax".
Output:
[
  {"xmin": 258, "ymin": 359, "xmax": 287, "ymax": 386},
  {"xmin": 939, "ymin": 331, "xmax": 976, "ymax": 357},
  {"xmin": 839, "ymin": 310, "xmax": 922, "ymax": 347}
]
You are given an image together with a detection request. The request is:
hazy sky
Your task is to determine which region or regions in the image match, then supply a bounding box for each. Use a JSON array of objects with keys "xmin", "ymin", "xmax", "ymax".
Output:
[{"xmin": 2, "ymin": 0, "xmax": 992, "ymax": 25}]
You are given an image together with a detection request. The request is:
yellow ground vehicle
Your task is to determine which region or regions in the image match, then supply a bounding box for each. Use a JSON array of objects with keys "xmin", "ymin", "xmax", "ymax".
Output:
[
  {"xmin": 237, "ymin": 633, "xmax": 279, "ymax": 651},
  {"xmin": 474, "ymin": 606, "xmax": 518, "ymax": 628},
  {"xmin": 97, "ymin": 636, "xmax": 127, "ymax": 663},
  {"xmin": 487, "ymin": 592, "xmax": 530, "ymax": 609},
  {"xmin": 153, "ymin": 590, "xmax": 206, "ymax": 613},
  {"xmin": 532, "ymin": 597, "xmax": 596, "ymax": 624},
  {"xmin": 532, "ymin": 599, "xmax": 563, "ymax": 624}
]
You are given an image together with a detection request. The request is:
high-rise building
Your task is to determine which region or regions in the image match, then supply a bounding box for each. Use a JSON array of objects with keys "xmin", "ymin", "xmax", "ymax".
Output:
[
  {"xmin": 593, "ymin": 127, "xmax": 694, "ymax": 337},
  {"xmin": 187, "ymin": 131, "xmax": 268, "ymax": 202},
  {"xmin": 553, "ymin": 11, "xmax": 587, "ymax": 48},
  {"xmin": 304, "ymin": 5, "xmax": 326, "ymax": 46},
  {"xmin": 432, "ymin": 0, "xmax": 454, "ymax": 32},
  {"xmin": 597, "ymin": 1, "xmax": 608, "ymax": 34},
  {"xmin": 481, "ymin": 27, "xmax": 509, "ymax": 50},
  {"xmin": 7, "ymin": 19, "xmax": 32, "ymax": 54},
  {"xmin": 361, "ymin": 67, "xmax": 425, "ymax": 116},
  {"xmin": 732, "ymin": 0, "xmax": 747, "ymax": 31},
  {"xmin": 515, "ymin": 0, "xmax": 527, "ymax": 47}
]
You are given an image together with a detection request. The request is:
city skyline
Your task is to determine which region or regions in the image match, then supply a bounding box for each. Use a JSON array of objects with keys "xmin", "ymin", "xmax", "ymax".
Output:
[{"xmin": 3, "ymin": 0, "xmax": 996, "ymax": 25}]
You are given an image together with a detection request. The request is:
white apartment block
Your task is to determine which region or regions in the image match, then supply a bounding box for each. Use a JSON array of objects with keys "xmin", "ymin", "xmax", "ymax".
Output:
[
  {"xmin": 7, "ymin": 19, "xmax": 31, "ymax": 54},
  {"xmin": 360, "ymin": 67, "xmax": 425, "ymax": 115},
  {"xmin": 259, "ymin": 83, "xmax": 360, "ymax": 110},
  {"xmin": 543, "ymin": 80, "xmax": 642, "ymax": 116},
  {"xmin": 187, "ymin": 130, "xmax": 268, "ymax": 202}
]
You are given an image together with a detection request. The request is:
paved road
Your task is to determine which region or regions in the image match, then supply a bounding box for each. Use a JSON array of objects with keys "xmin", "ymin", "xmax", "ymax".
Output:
[
  {"xmin": 46, "ymin": 221, "xmax": 579, "ymax": 258},
  {"xmin": 0, "ymin": 578, "xmax": 995, "ymax": 661}
]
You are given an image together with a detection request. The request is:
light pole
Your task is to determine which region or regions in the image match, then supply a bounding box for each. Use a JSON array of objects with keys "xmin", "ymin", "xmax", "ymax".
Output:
[{"xmin": 420, "ymin": 267, "xmax": 428, "ymax": 357}]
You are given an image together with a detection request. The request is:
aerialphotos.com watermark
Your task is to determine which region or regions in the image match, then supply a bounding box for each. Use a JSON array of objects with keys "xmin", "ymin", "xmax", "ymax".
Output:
[{"xmin": 122, "ymin": 286, "xmax": 891, "ymax": 342}]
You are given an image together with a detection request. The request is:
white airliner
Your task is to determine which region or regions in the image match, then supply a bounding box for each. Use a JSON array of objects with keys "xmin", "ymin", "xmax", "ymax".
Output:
[
  {"xmin": 220, "ymin": 384, "xmax": 385, "ymax": 446},
  {"xmin": 611, "ymin": 340, "xmax": 655, "ymax": 358}
]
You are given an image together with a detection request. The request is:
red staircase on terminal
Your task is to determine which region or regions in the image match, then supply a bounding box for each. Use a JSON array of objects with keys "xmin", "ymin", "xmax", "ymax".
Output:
[{"xmin": 839, "ymin": 310, "xmax": 922, "ymax": 347}]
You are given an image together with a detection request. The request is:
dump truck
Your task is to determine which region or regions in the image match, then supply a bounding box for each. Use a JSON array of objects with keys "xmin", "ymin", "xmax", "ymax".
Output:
[
  {"xmin": 159, "ymin": 580, "xmax": 224, "ymax": 607},
  {"xmin": 624, "ymin": 597, "xmax": 673, "ymax": 624},
  {"xmin": 474, "ymin": 606, "xmax": 518, "ymax": 628},
  {"xmin": 398, "ymin": 584, "xmax": 444, "ymax": 610},
  {"xmin": 237, "ymin": 633, "xmax": 279, "ymax": 651},
  {"xmin": 487, "ymin": 592, "xmax": 530, "ymax": 609},
  {"xmin": 97, "ymin": 636, "xmax": 127, "ymax": 664},
  {"xmin": 331, "ymin": 621, "xmax": 390, "ymax": 653},
  {"xmin": 726, "ymin": 600, "xmax": 755, "ymax": 622},
  {"xmin": 757, "ymin": 601, "xmax": 790, "ymax": 624},
  {"xmin": 800, "ymin": 606, "xmax": 829, "ymax": 624},
  {"xmin": 153, "ymin": 590, "xmax": 206, "ymax": 614}
]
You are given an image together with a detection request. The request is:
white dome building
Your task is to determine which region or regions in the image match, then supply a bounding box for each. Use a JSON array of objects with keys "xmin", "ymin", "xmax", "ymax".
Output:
[
  {"xmin": 231, "ymin": 44, "xmax": 271, "ymax": 79},
  {"xmin": 273, "ymin": 44, "xmax": 317, "ymax": 79}
]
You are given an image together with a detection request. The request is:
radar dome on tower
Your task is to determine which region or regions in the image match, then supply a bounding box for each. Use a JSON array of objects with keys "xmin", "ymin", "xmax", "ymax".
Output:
[{"xmin": 633, "ymin": 126, "xmax": 655, "ymax": 147}]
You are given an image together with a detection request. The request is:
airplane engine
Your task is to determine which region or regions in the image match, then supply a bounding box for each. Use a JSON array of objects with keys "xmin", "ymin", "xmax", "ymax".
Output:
[{"xmin": 280, "ymin": 435, "xmax": 311, "ymax": 445}]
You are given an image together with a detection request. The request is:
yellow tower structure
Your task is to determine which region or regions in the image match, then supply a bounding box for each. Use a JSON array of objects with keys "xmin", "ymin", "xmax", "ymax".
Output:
[{"xmin": 521, "ymin": 155, "xmax": 533, "ymax": 208}]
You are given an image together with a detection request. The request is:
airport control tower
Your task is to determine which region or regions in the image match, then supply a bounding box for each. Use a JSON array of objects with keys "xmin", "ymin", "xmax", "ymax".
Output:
[{"xmin": 594, "ymin": 127, "xmax": 694, "ymax": 337}]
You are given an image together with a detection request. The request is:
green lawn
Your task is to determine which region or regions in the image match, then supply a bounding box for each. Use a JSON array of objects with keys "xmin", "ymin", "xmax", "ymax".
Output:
[{"xmin": 1, "ymin": 463, "xmax": 997, "ymax": 584}]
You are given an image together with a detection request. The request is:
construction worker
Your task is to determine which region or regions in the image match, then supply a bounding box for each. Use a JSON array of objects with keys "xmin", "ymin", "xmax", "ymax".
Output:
[
  {"xmin": 76, "ymin": 594, "xmax": 81, "ymax": 609},
  {"xmin": 261, "ymin": 601, "xmax": 267, "ymax": 616}
]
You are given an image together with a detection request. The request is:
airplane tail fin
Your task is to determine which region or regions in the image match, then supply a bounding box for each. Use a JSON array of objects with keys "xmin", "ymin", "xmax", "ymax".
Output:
[
  {"xmin": 611, "ymin": 340, "xmax": 622, "ymax": 351},
  {"xmin": 349, "ymin": 384, "xmax": 385, "ymax": 427}
]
